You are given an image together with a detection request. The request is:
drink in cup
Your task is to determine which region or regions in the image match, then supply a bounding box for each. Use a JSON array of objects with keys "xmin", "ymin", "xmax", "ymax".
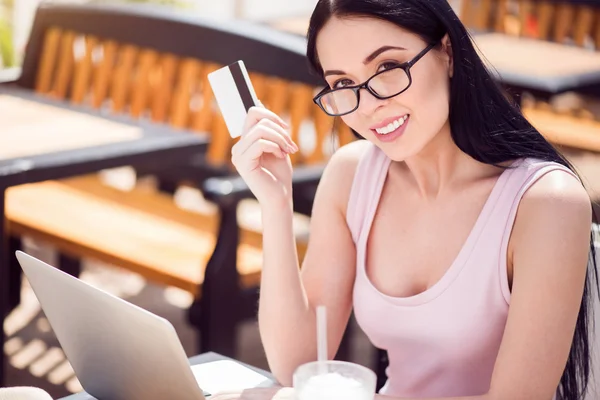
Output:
[{"xmin": 293, "ymin": 360, "xmax": 376, "ymax": 400}]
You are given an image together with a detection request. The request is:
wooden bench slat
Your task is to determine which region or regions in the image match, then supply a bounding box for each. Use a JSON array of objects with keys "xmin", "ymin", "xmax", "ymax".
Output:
[
  {"xmin": 574, "ymin": 6, "xmax": 595, "ymax": 47},
  {"xmin": 35, "ymin": 27, "xmax": 61, "ymax": 94},
  {"xmin": 289, "ymin": 84, "xmax": 315, "ymax": 165},
  {"xmin": 71, "ymin": 36, "xmax": 97, "ymax": 105},
  {"xmin": 130, "ymin": 49, "xmax": 159, "ymax": 118},
  {"xmin": 476, "ymin": 0, "xmax": 493, "ymax": 31},
  {"xmin": 52, "ymin": 31, "xmax": 76, "ymax": 99},
  {"xmin": 493, "ymin": 0, "xmax": 508, "ymax": 33},
  {"xmin": 524, "ymin": 107, "xmax": 600, "ymax": 152},
  {"xmin": 554, "ymin": 4, "xmax": 575, "ymax": 44},
  {"xmin": 91, "ymin": 40, "xmax": 118, "ymax": 109},
  {"xmin": 191, "ymin": 62, "xmax": 220, "ymax": 132},
  {"xmin": 6, "ymin": 178, "xmax": 263, "ymax": 295},
  {"xmin": 594, "ymin": 10, "xmax": 600, "ymax": 49},
  {"xmin": 310, "ymin": 101, "xmax": 333, "ymax": 164},
  {"xmin": 110, "ymin": 44, "xmax": 138, "ymax": 113},
  {"xmin": 151, "ymin": 54, "xmax": 178, "ymax": 123},
  {"xmin": 170, "ymin": 58, "xmax": 200, "ymax": 128},
  {"xmin": 536, "ymin": 2, "xmax": 555, "ymax": 40}
]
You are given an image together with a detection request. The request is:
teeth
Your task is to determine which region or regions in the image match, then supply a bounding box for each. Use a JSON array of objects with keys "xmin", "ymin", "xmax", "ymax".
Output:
[{"xmin": 375, "ymin": 115, "xmax": 409, "ymax": 135}]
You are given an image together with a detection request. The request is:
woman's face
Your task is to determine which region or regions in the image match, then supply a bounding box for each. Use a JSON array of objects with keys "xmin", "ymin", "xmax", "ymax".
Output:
[{"xmin": 316, "ymin": 16, "xmax": 453, "ymax": 161}]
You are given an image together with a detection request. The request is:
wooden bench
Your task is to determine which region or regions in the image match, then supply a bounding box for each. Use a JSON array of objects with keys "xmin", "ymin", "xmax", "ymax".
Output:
[
  {"xmin": 5, "ymin": 2, "xmax": 353, "ymax": 357},
  {"xmin": 461, "ymin": 0, "xmax": 600, "ymax": 48}
]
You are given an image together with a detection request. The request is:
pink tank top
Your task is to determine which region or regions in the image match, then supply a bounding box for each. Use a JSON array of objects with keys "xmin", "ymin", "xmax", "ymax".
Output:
[{"xmin": 347, "ymin": 143, "xmax": 575, "ymax": 398}]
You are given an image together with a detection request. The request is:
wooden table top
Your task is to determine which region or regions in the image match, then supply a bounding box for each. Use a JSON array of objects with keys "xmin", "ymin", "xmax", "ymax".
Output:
[
  {"xmin": 473, "ymin": 33, "xmax": 600, "ymax": 93},
  {"xmin": 0, "ymin": 95, "xmax": 142, "ymax": 161},
  {"xmin": 0, "ymin": 86, "xmax": 207, "ymax": 187}
]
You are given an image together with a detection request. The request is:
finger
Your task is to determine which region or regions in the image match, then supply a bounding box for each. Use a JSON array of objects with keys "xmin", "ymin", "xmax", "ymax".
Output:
[
  {"xmin": 235, "ymin": 139, "xmax": 286, "ymax": 167},
  {"xmin": 258, "ymin": 118, "xmax": 298, "ymax": 151},
  {"xmin": 243, "ymin": 105, "xmax": 289, "ymax": 133},
  {"xmin": 233, "ymin": 123, "xmax": 294, "ymax": 158}
]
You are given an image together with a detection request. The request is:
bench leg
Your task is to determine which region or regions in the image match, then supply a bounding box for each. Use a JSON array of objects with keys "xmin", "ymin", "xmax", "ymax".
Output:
[
  {"xmin": 188, "ymin": 204, "xmax": 241, "ymax": 358},
  {"xmin": 58, "ymin": 253, "xmax": 82, "ymax": 277},
  {"xmin": 1, "ymin": 189, "xmax": 9, "ymax": 385},
  {"xmin": 8, "ymin": 237, "xmax": 22, "ymax": 311},
  {"xmin": 335, "ymin": 318, "xmax": 353, "ymax": 361},
  {"xmin": 374, "ymin": 348, "xmax": 389, "ymax": 391}
]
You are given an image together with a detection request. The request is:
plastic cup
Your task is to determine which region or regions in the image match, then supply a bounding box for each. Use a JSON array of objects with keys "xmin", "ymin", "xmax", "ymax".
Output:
[{"xmin": 293, "ymin": 360, "xmax": 377, "ymax": 400}]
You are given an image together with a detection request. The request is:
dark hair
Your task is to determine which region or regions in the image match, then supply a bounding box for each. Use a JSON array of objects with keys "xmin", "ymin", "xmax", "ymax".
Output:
[{"xmin": 306, "ymin": 1, "xmax": 599, "ymax": 399}]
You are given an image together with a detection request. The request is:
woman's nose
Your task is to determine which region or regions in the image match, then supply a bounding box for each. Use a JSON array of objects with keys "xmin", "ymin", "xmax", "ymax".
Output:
[{"xmin": 356, "ymin": 88, "xmax": 388, "ymax": 116}]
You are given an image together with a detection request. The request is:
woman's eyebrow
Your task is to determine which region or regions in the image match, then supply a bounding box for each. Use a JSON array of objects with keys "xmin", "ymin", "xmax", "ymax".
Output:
[
  {"xmin": 363, "ymin": 45, "xmax": 406, "ymax": 64},
  {"xmin": 323, "ymin": 45, "xmax": 406, "ymax": 77}
]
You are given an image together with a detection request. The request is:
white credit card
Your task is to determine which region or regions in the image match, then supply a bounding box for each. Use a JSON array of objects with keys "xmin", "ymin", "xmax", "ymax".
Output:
[{"xmin": 207, "ymin": 60, "xmax": 259, "ymax": 138}]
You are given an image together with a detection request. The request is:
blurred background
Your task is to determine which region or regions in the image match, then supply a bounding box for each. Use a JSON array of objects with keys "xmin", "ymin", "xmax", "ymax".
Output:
[{"xmin": 1, "ymin": 1, "xmax": 599, "ymax": 399}]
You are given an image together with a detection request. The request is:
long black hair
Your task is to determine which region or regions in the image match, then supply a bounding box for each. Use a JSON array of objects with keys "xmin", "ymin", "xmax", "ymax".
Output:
[{"xmin": 306, "ymin": 1, "xmax": 599, "ymax": 399}]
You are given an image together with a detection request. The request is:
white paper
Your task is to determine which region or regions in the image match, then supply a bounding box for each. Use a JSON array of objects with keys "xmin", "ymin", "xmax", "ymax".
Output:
[{"xmin": 191, "ymin": 360, "xmax": 271, "ymax": 394}]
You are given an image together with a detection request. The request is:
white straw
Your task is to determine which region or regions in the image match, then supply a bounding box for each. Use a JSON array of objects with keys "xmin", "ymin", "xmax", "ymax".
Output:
[{"xmin": 316, "ymin": 305, "xmax": 328, "ymax": 363}]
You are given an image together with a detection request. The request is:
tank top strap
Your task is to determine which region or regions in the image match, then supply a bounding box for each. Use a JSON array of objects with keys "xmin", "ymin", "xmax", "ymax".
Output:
[{"xmin": 346, "ymin": 143, "xmax": 392, "ymax": 244}]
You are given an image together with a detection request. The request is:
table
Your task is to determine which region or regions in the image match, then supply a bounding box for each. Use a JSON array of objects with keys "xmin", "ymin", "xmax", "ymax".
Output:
[
  {"xmin": 0, "ymin": 85, "xmax": 208, "ymax": 385},
  {"xmin": 58, "ymin": 352, "xmax": 276, "ymax": 400},
  {"xmin": 473, "ymin": 33, "xmax": 600, "ymax": 98}
]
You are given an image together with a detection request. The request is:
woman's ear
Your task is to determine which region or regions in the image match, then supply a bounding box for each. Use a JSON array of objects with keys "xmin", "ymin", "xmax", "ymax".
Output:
[{"xmin": 441, "ymin": 33, "xmax": 454, "ymax": 78}]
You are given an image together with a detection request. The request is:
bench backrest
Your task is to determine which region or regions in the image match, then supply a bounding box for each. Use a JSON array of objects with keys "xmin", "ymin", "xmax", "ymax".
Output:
[
  {"xmin": 461, "ymin": 0, "xmax": 600, "ymax": 48},
  {"xmin": 18, "ymin": 3, "xmax": 354, "ymax": 166}
]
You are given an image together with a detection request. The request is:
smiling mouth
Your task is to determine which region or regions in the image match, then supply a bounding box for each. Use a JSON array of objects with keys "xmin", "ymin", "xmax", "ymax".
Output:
[{"xmin": 373, "ymin": 115, "xmax": 409, "ymax": 135}]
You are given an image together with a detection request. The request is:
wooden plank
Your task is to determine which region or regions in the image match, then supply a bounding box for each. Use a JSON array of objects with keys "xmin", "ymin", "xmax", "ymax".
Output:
[
  {"xmin": 524, "ymin": 107, "xmax": 600, "ymax": 152},
  {"xmin": 51, "ymin": 31, "xmax": 76, "ymax": 99},
  {"xmin": 288, "ymin": 84, "xmax": 314, "ymax": 165},
  {"xmin": 35, "ymin": 27, "xmax": 62, "ymax": 94},
  {"xmin": 206, "ymin": 113, "xmax": 231, "ymax": 165},
  {"xmin": 110, "ymin": 44, "xmax": 138, "ymax": 113},
  {"xmin": 518, "ymin": 0, "xmax": 534, "ymax": 37},
  {"xmin": 0, "ymin": 94, "xmax": 141, "ymax": 160},
  {"xmin": 493, "ymin": 0, "xmax": 509, "ymax": 33},
  {"xmin": 536, "ymin": 2, "xmax": 555, "ymax": 40},
  {"xmin": 593, "ymin": 10, "xmax": 600, "ymax": 49},
  {"xmin": 264, "ymin": 78, "xmax": 289, "ymax": 117},
  {"xmin": 150, "ymin": 54, "xmax": 178, "ymax": 123},
  {"xmin": 308, "ymin": 102, "xmax": 333, "ymax": 164},
  {"xmin": 170, "ymin": 58, "xmax": 200, "ymax": 128},
  {"xmin": 6, "ymin": 176, "xmax": 274, "ymax": 294},
  {"xmin": 554, "ymin": 3, "xmax": 575, "ymax": 44},
  {"xmin": 191, "ymin": 62, "xmax": 219, "ymax": 132},
  {"xmin": 248, "ymin": 72, "xmax": 268, "ymax": 102},
  {"xmin": 91, "ymin": 40, "xmax": 118, "ymax": 109},
  {"xmin": 130, "ymin": 49, "xmax": 159, "ymax": 118},
  {"xmin": 71, "ymin": 35, "xmax": 98, "ymax": 105},
  {"xmin": 336, "ymin": 119, "xmax": 355, "ymax": 147},
  {"xmin": 574, "ymin": 6, "xmax": 595, "ymax": 47},
  {"xmin": 460, "ymin": 0, "xmax": 473, "ymax": 28},
  {"xmin": 476, "ymin": 0, "xmax": 492, "ymax": 31}
]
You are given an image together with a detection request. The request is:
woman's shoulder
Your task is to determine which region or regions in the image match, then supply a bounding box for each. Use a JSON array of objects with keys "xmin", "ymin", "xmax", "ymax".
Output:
[
  {"xmin": 516, "ymin": 158, "xmax": 591, "ymax": 234},
  {"xmin": 318, "ymin": 140, "xmax": 375, "ymax": 208}
]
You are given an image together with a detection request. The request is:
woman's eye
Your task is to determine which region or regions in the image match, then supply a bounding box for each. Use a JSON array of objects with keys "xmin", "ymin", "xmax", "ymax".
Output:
[
  {"xmin": 333, "ymin": 79, "xmax": 354, "ymax": 89},
  {"xmin": 378, "ymin": 61, "xmax": 400, "ymax": 72}
]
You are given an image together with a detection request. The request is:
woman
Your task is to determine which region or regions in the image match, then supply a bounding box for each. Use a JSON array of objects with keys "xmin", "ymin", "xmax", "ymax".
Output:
[{"xmin": 213, "ymin": 0, "xmax": 599, "ymax": 399}]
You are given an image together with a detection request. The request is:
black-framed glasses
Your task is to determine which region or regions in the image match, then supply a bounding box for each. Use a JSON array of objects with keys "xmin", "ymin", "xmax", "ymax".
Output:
[{"xmin": 313, "ymin": 42, "xmax": 437, "ymax": 117}]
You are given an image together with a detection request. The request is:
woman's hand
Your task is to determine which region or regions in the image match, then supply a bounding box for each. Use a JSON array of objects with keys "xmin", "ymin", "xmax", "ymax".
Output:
[
  {"xmin": 209, "ymin": 387, "xmax": 294, "ymax": 400},
  {"xmin": 231, "ymin": 105, "xmax": 299, "ymax": 209}
]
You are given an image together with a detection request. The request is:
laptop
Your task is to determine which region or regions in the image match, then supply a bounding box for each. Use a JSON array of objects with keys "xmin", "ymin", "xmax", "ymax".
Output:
[{"xmin": 15, "ymin": 251, "xmax": 271, "ymax": 400}]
